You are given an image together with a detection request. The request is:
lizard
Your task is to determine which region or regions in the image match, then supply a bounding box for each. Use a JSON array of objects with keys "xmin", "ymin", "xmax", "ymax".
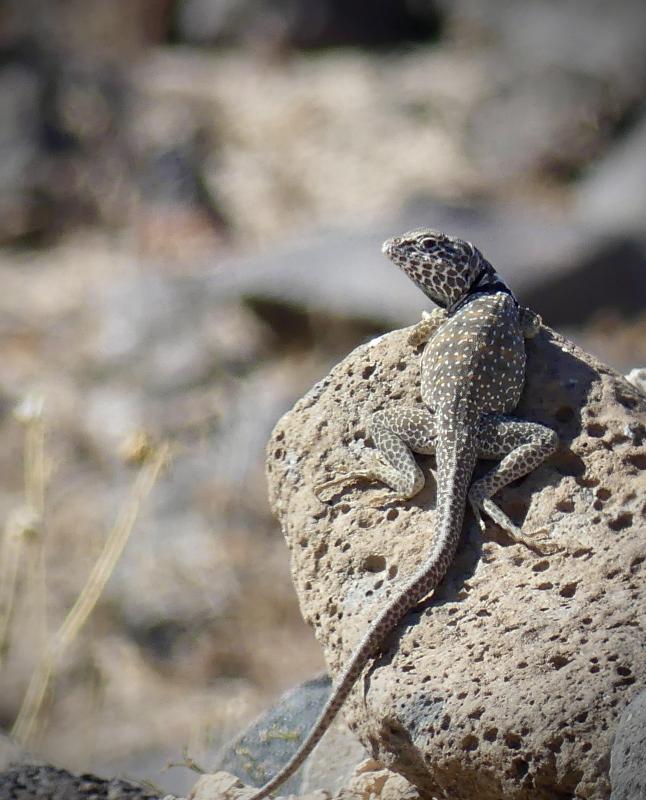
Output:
[{"xmin": 244, "ymin": 229, "xmax": 559, "ymax": 799}]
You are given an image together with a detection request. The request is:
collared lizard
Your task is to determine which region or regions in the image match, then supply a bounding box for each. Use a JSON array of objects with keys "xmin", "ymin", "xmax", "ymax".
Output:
[{"xmin": 244, "ymin": 230, "xmax": 558, "ymax": 799}]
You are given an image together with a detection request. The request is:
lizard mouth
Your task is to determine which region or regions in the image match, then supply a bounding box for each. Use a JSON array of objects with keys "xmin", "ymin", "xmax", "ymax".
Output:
[{"xmin": 381, "ymin": 237, "xmax": 396, "ymax": 257}]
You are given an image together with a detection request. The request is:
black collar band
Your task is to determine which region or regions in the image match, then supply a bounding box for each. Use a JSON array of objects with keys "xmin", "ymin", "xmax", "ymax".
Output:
[{"xmin": 445, "ymin": 264, "xmax": 518, "ymax": 316}]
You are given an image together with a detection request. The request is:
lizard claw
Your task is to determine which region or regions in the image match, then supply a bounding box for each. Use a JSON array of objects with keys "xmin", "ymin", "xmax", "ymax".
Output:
[
  {"xmin": 516, "ymin": 527, "xmax": 562, "ymax": 556},
  {"xmin": 313, "ymin": 468, "xmax": 353, "ymax": 502},
  {"xmin": 470, "ymin": 495, "xmax": 560, "ymax": 556},
  {"xmin": 482, "ymin": 499, "xmax": 561, "ymax": 555},
  {"xmin": 314, "ymin": 465, "xmax": 378, "ymax": 503},
  {"xmin": 361, "ymin": 490, "xmax": 399, "ymax": 508},
  {"xmin": 315, "ymin": 470, "xmax": 400, "ymax": 508},
  {"xmin": 468, "ymin": 497, "xmax": 488, "ymax": 533}
]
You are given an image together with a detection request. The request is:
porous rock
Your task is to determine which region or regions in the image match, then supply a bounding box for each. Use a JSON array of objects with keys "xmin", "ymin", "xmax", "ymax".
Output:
[
  {"xmin": 0, "ymin": 763, "xmax": 160, "ymax": 799},
  {"xmin": 266, "ymin": 323, "xmax": 646, "ymax": 800},
  {"xmin": 189, "ymin": 769, "xmax": 328, "ymax": 800},
  {"xmin": 609, "ymin": 689, "xmax": 646, "ymax": 799},
  {"xmin": 189, "ymin": 763, "xmax": 420, "ymax": 800}
]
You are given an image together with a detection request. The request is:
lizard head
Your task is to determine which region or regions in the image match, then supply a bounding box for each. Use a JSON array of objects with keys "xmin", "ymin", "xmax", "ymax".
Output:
[{"xmin": 382, "ymin": 229, "xmax": 492, "ymax": 311}]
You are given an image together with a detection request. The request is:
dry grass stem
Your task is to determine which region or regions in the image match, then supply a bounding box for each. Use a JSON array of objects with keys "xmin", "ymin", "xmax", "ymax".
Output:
[
  {"xmin": 1, "ymin": 397, "xmax": 48, "ymax": 664},
  {"xmin": 12, "ymin": 442, "xmax": 171, "ymax": 744},
  {"xmin": 0, "ymin": 510, "xmax": 39, "ymax": 663}
]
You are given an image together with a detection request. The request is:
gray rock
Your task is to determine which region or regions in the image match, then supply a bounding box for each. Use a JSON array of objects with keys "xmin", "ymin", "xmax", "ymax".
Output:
[
  {"xmin": 0, "ymin": 733, "xmax": 30, "ymax": 772},
  {"xmin": 175, "ymin": 0, "xmax": 440, "ymax": 48},
  {"xmin": 575, "ymin": 114, "xmax": 646, "ymax": 236},
  {"xmin": 610, "ymin": 690, "xmax": 646, "ymax": 800},
  {"xmin": 215, "ymin": 674, "xmax": 365, "ymax": 793},
  {"xmin": 0, "ymin": 763, "xmax": 160, "ymax": 800},
  {"xmin": 300, "ymin": 709, "xmax": 367, "ymax": 796},
  {"xmin": 266, "ymin": 323, "xmax": 646, "ymax": 799},
  {"xmin": 201, "ymin": 202, "xmax": 646, "ymax": 327},
  {"xmin": 0, "ymin": 65, "xmax": 40, "ymax": 241},
  {"xmin": 438, "ymin": 0, "xmax": 646, "ymax": 181}
]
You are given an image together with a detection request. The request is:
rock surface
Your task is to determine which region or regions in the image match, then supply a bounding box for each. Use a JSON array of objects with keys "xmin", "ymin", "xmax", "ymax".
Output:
[
  {"xmin": 266, "ymin": 323, "xmax": 646, "ymax": 799},
  {"xmin": 0, "ymin": 764, "xmax": 160, "ymax": 799},
  {"xmin": 211, "ymin": 675, "xmax": 425, "ymax": 799},
  {"xmin": 189, "ymin": 760, "xmax": 422, "ymax": 800},
  {"xmin": 214, "ymin": 675, "xmax": 350, "ymax": 795},
  {"xmin": 626, "ymin": 368, "xmax": 646, "ymax": 397},
  {"xmin": 214, "ymin": 674, "xmax": 375, "ymax": 796},
  {"xmin": 0, "ymin": 733, "xmax": 35, "ymax": 774},
  {"xmin": 575, "ymin": 113, "xmax": 646, "ymax": 236},
  {"xmin": 609, "ymin": 689, "xmax": 646, "ymax": 800}
]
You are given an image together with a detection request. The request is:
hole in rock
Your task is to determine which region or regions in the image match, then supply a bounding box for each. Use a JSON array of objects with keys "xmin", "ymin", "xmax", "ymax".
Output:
[
  {"xmin": 626, "ymin": 453, "xmax": 646, "ymax": 470},
  {"xmin": 512, "ymin": 758, "xmax": 529, "ymax": 779},
  {"xmin": 586, "ymin": 423, "xmax": 606, "ymax": 438},
  {"xmin": 609, "ymin": 513, "xmax": 633, "ymax": 532},
  {"xmin": 504, "ymin": 732, "xmax": 522, "ymax": 750},
  {"xmin": 363, "ymin": 554, "xmax": 386, "ymax": 573},
  {"xmin": 484, "ymin": 727, "xmax": 498, "ymax": 742},
  {"xmin": 552, "ymin": 452, "xmax": 585, "ymax": 477}
]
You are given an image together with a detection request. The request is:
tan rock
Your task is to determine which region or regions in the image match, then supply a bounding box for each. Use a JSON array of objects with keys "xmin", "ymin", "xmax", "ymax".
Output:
[
  {"xmin": 188, "ymin": 772, "xmax": 250, "ymax": 800},
  {"xmin": 266, "ymin": 324, "xmax": 646, "ymax": 800},
  {"xmin": 188, "ymin": 770, "xmax": 330, "ymax": 799},
  {"xmin": 339, "ymin": 758, "xmax": 423, "ymax": 799}
]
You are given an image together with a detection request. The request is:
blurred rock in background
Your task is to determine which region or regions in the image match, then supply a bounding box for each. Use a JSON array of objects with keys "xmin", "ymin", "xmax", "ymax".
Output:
[
  {"xmin": 0, "ymin": 0, "xmax": 644, "ymax": 797},
  {"xmin": 174, "ymin": 0, "xmax": 443, "ymax": 49}
]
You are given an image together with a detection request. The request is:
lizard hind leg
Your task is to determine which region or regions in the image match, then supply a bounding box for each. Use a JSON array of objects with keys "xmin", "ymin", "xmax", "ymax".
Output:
[
  {"xmin": 470, "ymin": 415, "xmax": 559, "ymax": 554},
  {"xmin": 314, "ymin": 405, "xmax": 437, "ymax": 505}
]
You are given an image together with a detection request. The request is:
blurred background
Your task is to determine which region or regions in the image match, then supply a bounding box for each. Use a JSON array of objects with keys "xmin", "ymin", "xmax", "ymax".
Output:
[{"xmin": 0, "ymin": 0, "xmax": 645, "ymax": 795}]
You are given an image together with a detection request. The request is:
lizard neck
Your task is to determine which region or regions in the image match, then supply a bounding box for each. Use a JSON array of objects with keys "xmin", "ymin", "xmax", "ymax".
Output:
[{"xmin": 446, "ymin": 260, "xmax": 518, "ymax": 317}]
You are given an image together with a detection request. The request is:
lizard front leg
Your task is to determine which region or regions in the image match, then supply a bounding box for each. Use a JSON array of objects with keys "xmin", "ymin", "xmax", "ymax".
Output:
[
  {"xmin": 470, "ymin": 414, "xmax": 559, "ymax": 554},
  {"xmin": 315, "ymin": 405, "xmax": 437, "ymax": 505},
  {"xmin": 519, "ymin": 306, "xmax": 542, "ymax": 339},
  {"xmin": 407, "ymin": 308, "xmax": 448, "ymax": 347}
]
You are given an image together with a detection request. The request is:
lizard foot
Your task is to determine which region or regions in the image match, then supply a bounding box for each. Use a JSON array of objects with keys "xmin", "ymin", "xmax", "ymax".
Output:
[
  {"xmin": 316, "ymin": 482, "xmax": 399, "ymax": 508},
  {"xmin": 469, "ymin": 497, "xmax": 488, "ymax": 534},
  {"xmin": 470, "ymin": 495, "xmax": 560, "ymax": 556},
  {"xmin": 519, "ymin": 306, "xmax": 542, "ymax": 339},
  {"xmin": 360, "ymin": 490, "xmax": 401, "ymax": 508},
  {"xmin": 314, "ymin": 466, "xmax": 380, "ymax": 503},
  {"xmin": 314, "ymin": 473, "xmax": 400, "ymax": 507},
  {"xmin": 407, "ymin": 308, "xmax": 447, "ymax": 347}
]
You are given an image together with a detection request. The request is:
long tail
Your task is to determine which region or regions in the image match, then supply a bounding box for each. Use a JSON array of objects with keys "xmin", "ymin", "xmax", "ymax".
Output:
[{"xmin": 248, "ymin": 437, "xmax": 475, "ymax": 799}]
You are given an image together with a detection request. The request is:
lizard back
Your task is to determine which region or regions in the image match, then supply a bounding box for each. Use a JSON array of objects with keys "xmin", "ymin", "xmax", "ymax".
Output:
[{"xmin": 423, "ymin": 292, "xmax": 526, "ymax": 421}]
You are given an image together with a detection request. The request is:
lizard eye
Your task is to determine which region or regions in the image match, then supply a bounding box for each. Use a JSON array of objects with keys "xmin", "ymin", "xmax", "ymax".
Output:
[{"xmin": 420, "ymin": 237, "xmax": 438, "ymax": 251}]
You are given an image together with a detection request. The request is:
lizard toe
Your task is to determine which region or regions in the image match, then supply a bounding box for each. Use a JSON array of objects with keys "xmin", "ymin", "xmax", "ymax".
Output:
[{"xmin": 468, "ymin": 497, "xmax": 488, "ymax": 533}]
